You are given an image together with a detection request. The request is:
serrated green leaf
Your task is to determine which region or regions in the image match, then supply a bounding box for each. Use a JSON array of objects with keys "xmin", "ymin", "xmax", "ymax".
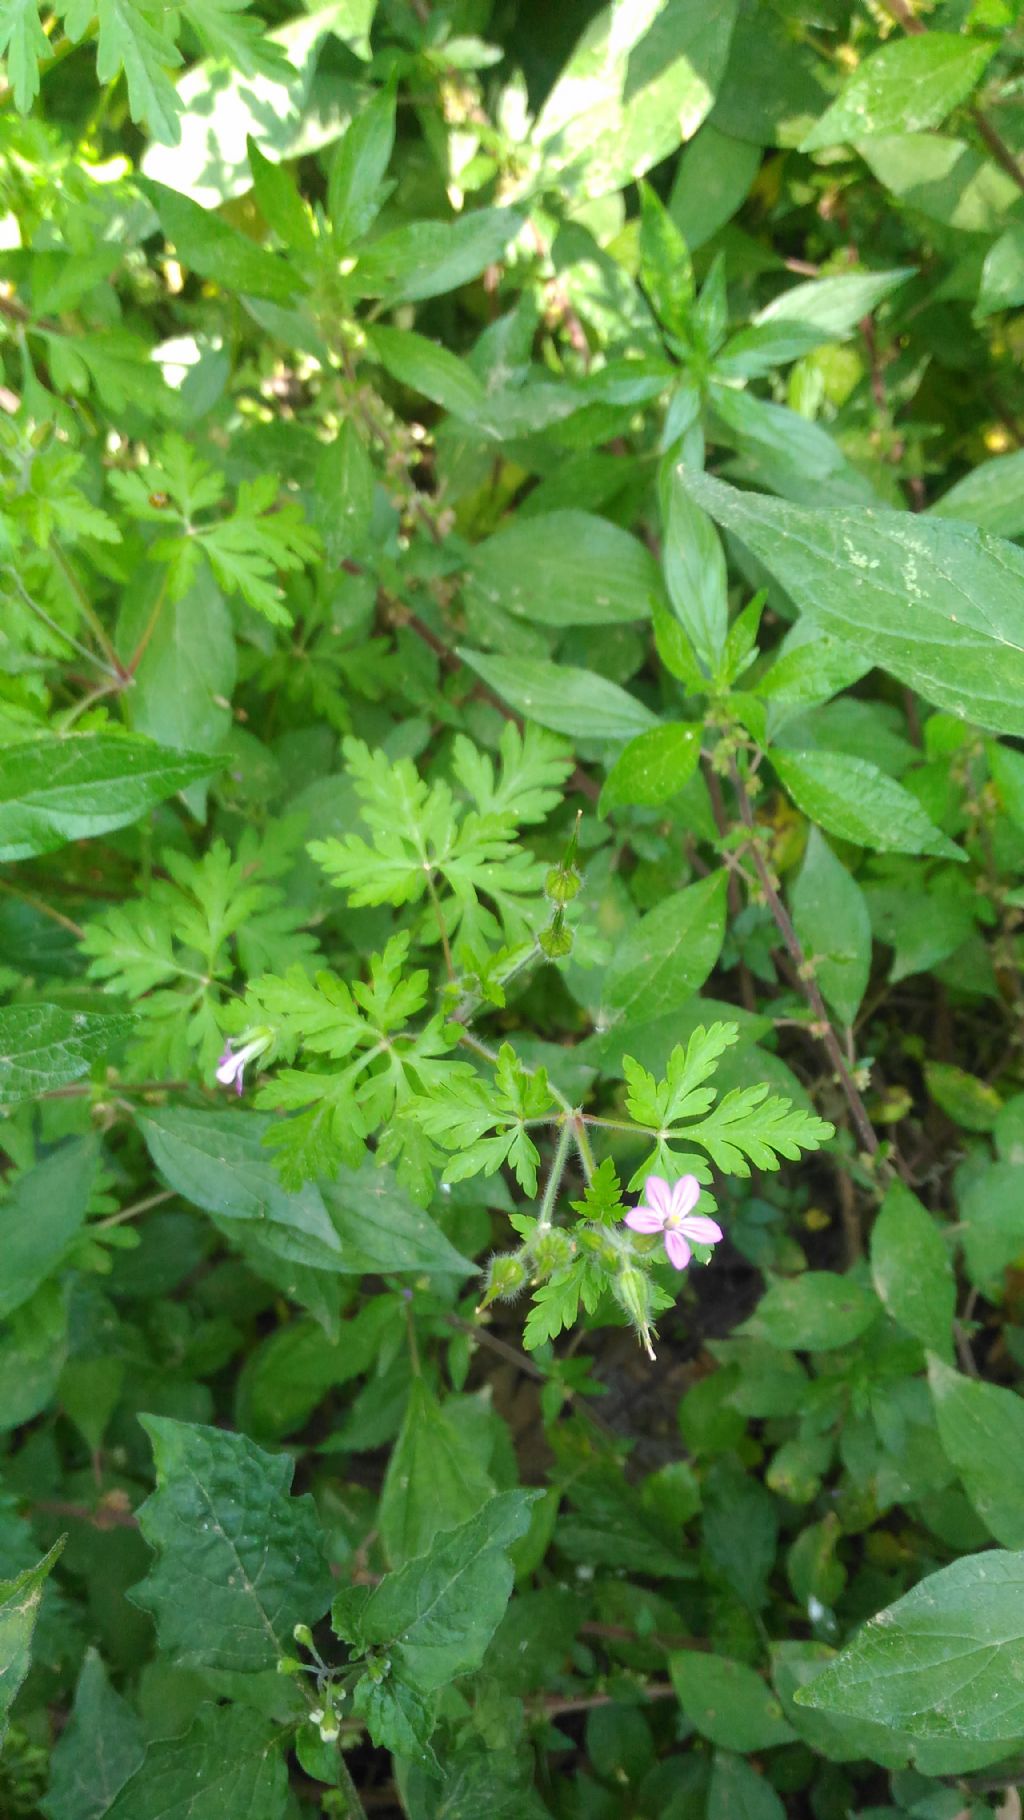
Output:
[
  {"xmin": 0, "ymin": 1005, "xmax": 133, "ymax": 1107},
  {"xmin": 42, "ymin": 1649, "xmax": 144, "ymax": 1820},
  {"xmin": 773, "ymin": 749, "xmax": 963, "ymax": 862},
  {"xmin": 603, "ymin": 870, "xmax": 728, "ymax": 1024},
  {"xmin": 801, "ymin": 34, "xmax": 994, "ymax": 152},
  {"xmin": 686, "ymin": 470, "xmax": 1024, "ymax": 738},
  {"xmin": 104, "ymin": 1704, "xmax": 286, "ymax": 1820},
  {"xmin": 0, "ymin": 0, "xmax": 52, "ymax": 110},
  {"xmin": 139, "ymin": 179, "xmax": 302, "ymax": 301},
  {"xmin": 352, "ymin": 1490, "xmax": 537, "ymax": 1692},
  {"xmin": 0, "ymin": 1540, "xmax": 64, "ymax": 1743},
  {"xmin": 0, "ymin": 735, "xmax": 218, "ymax": 861},
  {"xmin": 132, "ymin": 1416, "xmax": 332, "ymax": 1671}
]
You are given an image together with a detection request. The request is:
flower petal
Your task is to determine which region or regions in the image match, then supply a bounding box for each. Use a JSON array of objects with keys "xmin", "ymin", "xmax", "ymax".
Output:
[
  {"xmin": 669, "ymin": 1174, "xmax": 702, "ymax": 1219},
  {"xmin": 216, "ymin": 1053, "xmax": 240, "ymax": 1086},
  {"xmin": 643, "ymin": 1176, "xmax": 674, "ymax": 1218},
  {"xmin": 625, "ymin": 1206, "xmax": 665, "ymax": 1234},
  {"xmin": 680, "ymin": 1214, "xmax": 723, "ymax": 1246},
  {"xmin": 664, "ymin": 1229, "xmax": 691, "ymax": 1270}
]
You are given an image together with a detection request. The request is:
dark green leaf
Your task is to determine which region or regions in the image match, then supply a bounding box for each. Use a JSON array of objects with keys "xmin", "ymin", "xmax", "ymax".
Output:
[
  {"xmin": 104, "ymin": 1704, "xmax": 286, "ymax": 1820},
  {"xmin": 0, "ymin": 1005, "xmax": 133, "ymax": 1107},
  {"xmin": 0, "ymin": 735, "xmax": 218, "ymax": 861}
]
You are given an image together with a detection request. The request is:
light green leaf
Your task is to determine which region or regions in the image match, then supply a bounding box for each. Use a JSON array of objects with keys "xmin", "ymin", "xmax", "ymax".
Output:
[
  {"xmin": 104, "ymin": 1704, "xmax": 286, "ymax": 1820},
  {"xmin": 668, "ymin": 124, "xmax": 762, "ymax": 251},
  {"xmin": 353, "ymin": 208, "xmax": 522, "ymax": 305},
  {"xmin": 929, "ymin": 1357, "xmax": 1024, "ymax": 1549},
  {"xmin": 465, "ymin": 511, "xmax": 660, "ymax": 629},
  {"xmin": 533, "ymin": 0, "xmax": 738, "ymax": 201},
  {"xmin": 0, "ymin": 0, "xmax": 52, "ymax": 110},
  {"xmin": 0, "ymin": 1540, "xmax": 64, "ymax": 1743},
  {"xmin": 661, "ymin": 467, "xmax": 728, "ymax": 671},
  {"xmin": 0, "ymin": 1005, "xmax": 133, "ymax": 1107},
  {"xmin": 0, "ymin": 735, "xmax": 217, "ymax": 861},
  {"xmin": 77, "ymin": 0, "xmax": 183, "ymax": 144},
  {"xmin": 960, "ymin": 1161, "xmax": 1024, "ymax": 1297},
  {"xmin": 749, "ymin": 1273, "xmax": 880, "ymax": 1352},
  {"xmin": 313, "ymin": 420, "xmax": 375, "ymax": 564},
  {"xmin": 801, "ymin": 34, "xmax": 994, "ymax": 151},
  {"xmin": 0, "ymin": 1138, "xmax": 98, "ymax": 1321},
  {"xmin": 669, "ymin": 1651, "xmax": 795, "ymax": 1751},
  {"xmin": 353, "ymin": 1490, "xmax": 537, "ymax": 1692},
  {"xmin": 773, "ymin": 749, "xmax": 963, "ymax": 861},
  {"xmin": 754, "ymin": 267, "xmax": 914, "ymax": 338},
  {"xmin": 42, "ymin": 1649, "xmax": 144, "ymax": 1820},
  {"xmin": 859, "ymin": 132, "xmax": 1021, "ymax": 233},
  {"xmin": 599, "ymin": 722, "xmax": 701, "ymax": 814},
  {"xmin": 132, "ymin": 1415, "xmax": 332, "ymax": 1671},
  {"xmin": 977, "ymin": 223, "xmax": 1024, "ymax": 319},
  {"xmin": 790, "ymin": 827, "xmax": 871, "ymax": 1026},
  {"xmin": 933, "ymin": 447, "xmax": 1024, "ymax": 537},
  {"xmin": 379, "ymin": 1379, "xmax": 495, "ymax": 1568},
  {"xmin": 327, "ymin": 78, "xmax": 395, "ymax": 242},
  {"xmin": 686, "ymin": 469, "xmax": 1024, "ymax": 737},
  {"xmin": 925, "ymin": 1060, "xmax": 1003, "ymax": 1132},
  {"xmin": 117, "ymin": 567, "xmax": 235, "ymax": 818},
  {"xmin": 708, "ymin": 389, "xmax": 876, "ymax": 505},
  {"xmin": 139, "ymin": 178, "xmax": 302, "ymax": 301},
  {"xmin": 368, "ymin": 325, "xmax": 485, "ymax": 420},
  {"xmin": 795, "ymin": 1550, "xmax": 1024, "ymax": 1743},
  {"xmin": 871, "ymin": 1182, "xmax": 955, "ymax": 1360},
  {"xmin": 457, "ymin": 648, "xmax": 658, "ymax": 741},
  {"xmin": 602, "ymin": 870, "xmax": 728, "ymax": 1024}
]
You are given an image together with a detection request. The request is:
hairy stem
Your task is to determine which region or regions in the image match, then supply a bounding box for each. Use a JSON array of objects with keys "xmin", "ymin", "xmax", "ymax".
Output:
[
  {"xmin": 729, "ymin": 758, "xmax": 880, "ymax": 1161},
  {"xmin": 537, "ymin": 1120, "xmax": 573, "ymax": 1233}
]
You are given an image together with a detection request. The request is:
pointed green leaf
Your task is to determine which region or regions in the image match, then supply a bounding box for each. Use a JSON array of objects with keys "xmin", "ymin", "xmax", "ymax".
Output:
[
  {"xmin": 0, "ymin": 735, "xmax": 218, "ymax": 861},
  {"xmin": 104, "ymin": 1704, "xmax": 286, "ymax": 1820},
  {"xmin": 0, "ymin": 1005, "xmax": 133, "ymax": 1107},
  {"xmin": 871, "ymin": 1183, "xmax": 955, "ymax": 1361}
]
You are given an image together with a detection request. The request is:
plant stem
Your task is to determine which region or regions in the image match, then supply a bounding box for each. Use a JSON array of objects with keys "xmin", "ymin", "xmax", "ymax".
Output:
[
  {"xmin": 728, "ymin": 757, "xmax": 880, "ymax": 1161},
  {"xmin": 537, "ymin": 1119, "xmax": 573, "ymax": 1233},
  {"xmin": 335, "ymin": 1748, "xmax": 371, "ymax": 1820},
  {"xmin": 0, "ymin": 875, "xmax": 84, "ymax": 937},
  {"xmin": 50, "ymin": 542, "xmax": 127, "ymax": 677}
]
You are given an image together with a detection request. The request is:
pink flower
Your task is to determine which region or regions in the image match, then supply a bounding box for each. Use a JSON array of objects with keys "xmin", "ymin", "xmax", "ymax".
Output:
[
  {"xmin": 624, "ymin": 1174, "xmax": 723, "ymax": 1271},
  {"xmin": 215, "ymin": 1033, "xmax": 269, "ymax": 1096}
]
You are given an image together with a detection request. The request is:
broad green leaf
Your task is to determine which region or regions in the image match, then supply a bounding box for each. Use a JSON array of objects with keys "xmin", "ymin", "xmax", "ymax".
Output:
[
  {"xmin": 0, "ymin": 735, "xmax": 217, "ymax": 861},
  {"xmin": 960, "ymin": 1161, "xmax": 1024, "ymax": 1296},
  {"xmin": 708, "ymin": 389, "xmax": 876, "ymax": 505},
  {"xmin": 0, "ymin": 1540, "xmax": 64, "ymax": 1743},
  {"xmin": 42, "ymin": 1649, "xmax": 144, "ymax": 1820},
  {"xmin": 0, "ymin": 1138, "xmax": 98, "ymax": 1321},
  {"xmin": 977, "ymin": 223, "xmax": 1024, "ymax": 319},
  {"xmin": 379, "ymin": 1379, "xmax": 495, "ymax": 1568},
  {"xmin": 772, "ymin": 1641, "xmax": 916, "ymax": 1769},
  {"xmin": 329, "ymin": 79, "xmax": 395, "ymax": 245},
  {"xmin": 685, "ymin": 469, "xmax": 1024, "ymax": 737},
  {"xmin": 532, "ymin": 0, "xmax": 738, "ymax": 201},
  {"xmin": 368, "ymin": 325, "xmax": 485, "ymax": 420},
  {"xmin": 708, "ymin": 1753, "xmax": 786, "ymax": 1820},
  {"xmin": 602, "ymin": 870, "xmax": 728, "ymax": 1024},
  {"xmin": 117, "ymin": 568, "xmax": 235, "ymax": 817},
  {"xmin": 132, "ymin": 1415, "xmax": 332, "ymax": 1671},
  {"xmin": 599, "ymin": 722, "xmax": 701, "ymax": 814},
  {"xmin": 139, "ymin": 179, "xmax": 302, "ymax": 302},
  {"xmin": 669, "ymin": 1651, "xmax": 795, "ymax": 1750},
  {"xmin": 246, "ymin": 138, "xmax": 316, "ymax": 256},
  {"xmin": 0, "ymin": 1005, "xmax": 134, "ymax": 1107},
  {"xmin": 139, "ymin": 1106, "xmax": 350, "ymax": 1269},
  {"xmin": 801, "ymin": 35, "xmax": 994, "ymax": 151},
  {"xmin": 457, "ymin": 648, "xmax": 658, "ymax": 741},
  {"xmin": 104, "ymin": 1704, "xmax": 286, "ymax": 1820},
  {"xmin": 790, "ymin": 827, "xmax": 871, "ymax": 1026},
  {"xmin": 773, "ymin": 750, "xmax": 963, "ymax": 862},
  {"xmin": 795, "ymin": 1550, "xmax": 1024, "ymax": 1742},
  {"xmin": 313, "ymin": 420, "xmax": 375, "ymax": 564},
  {"xmin": 871, "ymin": 1183, "xmax": 955, "ymax": 1362},
  {"xmin": 464, "ymin": 511, "xmax": 660, "ymax": 629},
  {"xmin": 933, "ymin": 447, "xmax": 1024, "ymax": 537},
  {"xmin": 859, "ymin": 132, "xmax": 1021, "ymax": 233},
  {"xmin": 352, "ymin": 1490, "xmax": 536, "ymax": 1692},
  {"xmin": 748, "ymin": 1273, "xmax": 880, "ymax": 1352},
  {"xmin": 353, "ymin": 208, "xmax": 522, "ymax": 305},
  {"xmin": 758, "ymin": 628, "xmax": 871, "ymax": 730},
  {"xmin": 929, "ymin": 1357, "xmax": 1024, "ymax": 1549},
  {"xmin": 140, "ymin": 1109, "xmax": 472, "ymax": 1277},
  {"xmin": 925, "ymin": 1060, "xmax": 1003, "ymax": 1132},
  {"xmin": 753, "ymin": 268, "xmax": 914, "ymax": 338},
  {"xmin": 661, "ymin": 468, "xmax": 727, "ymax": 671},
  {"xmin": 668, "ymin": 124, "xmax": 762, "ymax": 251}
]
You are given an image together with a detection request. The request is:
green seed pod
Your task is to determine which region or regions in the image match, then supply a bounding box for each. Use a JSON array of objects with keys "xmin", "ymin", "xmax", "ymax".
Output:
[
  {"xmin": 532, "ymin": 1228, "xmax": 574, "ymax": 1278},
  {"xmin": 613, "ymin": 1264, "xmax": 657, "ymax": 1363},
  {"xmin": 479, "ymin": 1251, "xmax": 529, "ymax": 1308},
  {"xmin": 545, "ymin": 865, "xmax": 582, "ymax": 904}
]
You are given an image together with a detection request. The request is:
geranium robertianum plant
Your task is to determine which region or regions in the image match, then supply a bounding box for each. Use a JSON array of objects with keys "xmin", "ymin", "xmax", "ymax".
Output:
[{"xmin": 6, "ymin": 2, "xmax": 1024, "ymax": 1817}]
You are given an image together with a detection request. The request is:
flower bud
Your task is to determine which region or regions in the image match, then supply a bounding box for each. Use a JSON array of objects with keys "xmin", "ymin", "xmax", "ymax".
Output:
[
  {"xmin": 293, "ymin": 1623, "xmax": 315, "ymax": 1650},
  {"xmin": 277, "ymin": 1656, "xmax": 303, "ymax": 1676}
]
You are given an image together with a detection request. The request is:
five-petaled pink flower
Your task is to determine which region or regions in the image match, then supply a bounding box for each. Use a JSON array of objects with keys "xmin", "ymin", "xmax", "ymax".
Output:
[{"xmin": 624, "ymin": 1174, "xmax": 723, "ymax": 1271}]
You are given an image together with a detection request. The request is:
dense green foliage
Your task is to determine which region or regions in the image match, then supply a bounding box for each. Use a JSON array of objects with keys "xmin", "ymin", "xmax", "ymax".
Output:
[{"xmin": 5, "ymin": 0, "xmax": 1024, "ymax": 1814}]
